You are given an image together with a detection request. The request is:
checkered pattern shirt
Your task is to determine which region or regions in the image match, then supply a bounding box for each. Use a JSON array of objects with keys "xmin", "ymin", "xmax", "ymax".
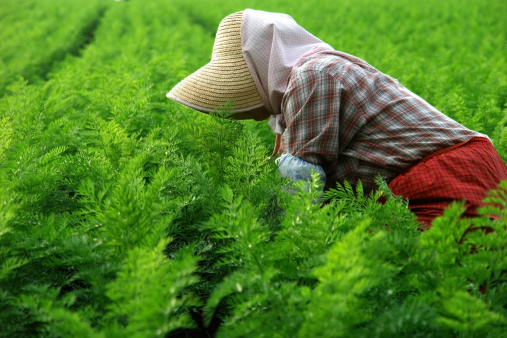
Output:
[{"xmin": 280, "ymin": 51, "xmax": 484, "ymax": 194}]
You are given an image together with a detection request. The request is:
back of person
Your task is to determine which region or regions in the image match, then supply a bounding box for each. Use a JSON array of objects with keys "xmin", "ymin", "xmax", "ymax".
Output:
[{"xmin": 280, "ymin": 51, "xmax": 485, "ymax": 194}]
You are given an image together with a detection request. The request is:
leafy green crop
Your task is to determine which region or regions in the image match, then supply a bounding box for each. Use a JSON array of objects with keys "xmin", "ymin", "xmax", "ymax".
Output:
[{"xmin": 0, "ymin": 0, "xmax": 505, "ymax": 336}]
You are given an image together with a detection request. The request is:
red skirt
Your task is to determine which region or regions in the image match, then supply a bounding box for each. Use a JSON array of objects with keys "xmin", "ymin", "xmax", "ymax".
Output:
[{"xmin": 388, "ymin": 137, "xmax": 507, "ymax": 229}]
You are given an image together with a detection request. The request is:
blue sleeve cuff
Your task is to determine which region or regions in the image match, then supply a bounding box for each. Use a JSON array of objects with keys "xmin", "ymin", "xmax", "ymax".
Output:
[{"xmin": 275, "ymin": 154, "xmax": 326, "ymax": 185}]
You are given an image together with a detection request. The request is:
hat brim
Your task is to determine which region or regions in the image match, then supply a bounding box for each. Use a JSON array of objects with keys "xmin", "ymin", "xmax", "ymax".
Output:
[{"xmin": 167, "ymin": 58, "xmax": 264, "ymax": 113}]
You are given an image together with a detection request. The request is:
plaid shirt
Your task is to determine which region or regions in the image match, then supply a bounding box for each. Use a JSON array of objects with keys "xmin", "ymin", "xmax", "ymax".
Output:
[{"xmin": 280, "ymin": 51, "xmax": 484, "ymax": 194}]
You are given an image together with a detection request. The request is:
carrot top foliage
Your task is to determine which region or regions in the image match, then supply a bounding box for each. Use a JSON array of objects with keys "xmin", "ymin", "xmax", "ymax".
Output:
[{"xmin": 0, "ymin": 0, "xmax": 505, "ymax": 337}]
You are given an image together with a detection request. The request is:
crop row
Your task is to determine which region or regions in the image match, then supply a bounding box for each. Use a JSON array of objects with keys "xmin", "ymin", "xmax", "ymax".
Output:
[{"xmin": 0, "ymin": 0, "xmax": 506, "ymax": 336}]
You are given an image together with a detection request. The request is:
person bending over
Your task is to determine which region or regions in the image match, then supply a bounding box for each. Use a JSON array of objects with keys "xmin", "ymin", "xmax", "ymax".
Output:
[{"xmin": 167, "ymin": 9, "xmax": 507, "ymax": 228}]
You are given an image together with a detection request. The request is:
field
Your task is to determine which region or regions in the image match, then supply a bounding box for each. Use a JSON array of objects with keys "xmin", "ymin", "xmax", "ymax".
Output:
[{"xmin": 1, "ymin": 0, "xmax": 506, "ymax": 336}]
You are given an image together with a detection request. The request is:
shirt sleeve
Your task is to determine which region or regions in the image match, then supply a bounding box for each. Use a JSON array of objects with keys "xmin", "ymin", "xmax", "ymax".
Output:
[{"xmin": 280, "ymin": 66, "xmax": 343, "ymax": 168}]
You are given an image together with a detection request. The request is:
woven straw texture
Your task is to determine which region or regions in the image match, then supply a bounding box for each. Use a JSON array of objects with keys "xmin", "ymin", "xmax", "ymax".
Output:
[{"xmin": 167, "ymin": 11, "xmax": 263, "ymax": 112}]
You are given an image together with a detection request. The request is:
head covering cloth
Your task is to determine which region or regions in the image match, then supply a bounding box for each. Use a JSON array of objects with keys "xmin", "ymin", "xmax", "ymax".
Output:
[{"xmin": 241, "ymin": 9, "xmax": 333, "ymax": 117}]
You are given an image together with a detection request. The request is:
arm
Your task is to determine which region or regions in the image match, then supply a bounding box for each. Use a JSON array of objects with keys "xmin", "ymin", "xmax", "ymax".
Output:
[{"xmin": 276, "ymin": 62, "xmax": 344, "ymax": 189}]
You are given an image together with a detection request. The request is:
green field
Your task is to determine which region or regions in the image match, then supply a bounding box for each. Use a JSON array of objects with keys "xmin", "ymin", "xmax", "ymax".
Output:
[{"xmin": 1, "ymin": 0, "xmax": 506, "ymax": 336}]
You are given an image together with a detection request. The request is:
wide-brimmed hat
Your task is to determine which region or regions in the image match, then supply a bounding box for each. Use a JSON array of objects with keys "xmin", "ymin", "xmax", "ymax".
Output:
[{"xmin": 166, "ymin": 11, "xmax": 264, "ymax": 113}]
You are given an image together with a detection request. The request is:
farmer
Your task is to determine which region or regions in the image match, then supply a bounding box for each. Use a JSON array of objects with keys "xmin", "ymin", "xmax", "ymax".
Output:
[{"xmin": 167, "ymin": 9, "xmax": 507, "ymax": 228}]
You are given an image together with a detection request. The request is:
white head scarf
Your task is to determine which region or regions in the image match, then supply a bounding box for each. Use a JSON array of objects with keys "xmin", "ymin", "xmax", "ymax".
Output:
[{"xmin": 241, "ymin": 9, "xmax": 333, "ymax": 134}]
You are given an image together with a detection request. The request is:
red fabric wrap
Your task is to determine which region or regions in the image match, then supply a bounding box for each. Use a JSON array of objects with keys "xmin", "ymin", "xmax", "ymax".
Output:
[{"xmin": 388, "ymin": 137, "xmax": 507, "ymax": 229}]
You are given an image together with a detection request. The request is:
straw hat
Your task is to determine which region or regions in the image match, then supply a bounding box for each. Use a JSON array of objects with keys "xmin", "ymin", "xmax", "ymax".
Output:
[{"xmin": 166, "ymin": 11, "xmax": 264, "ymax": 113}]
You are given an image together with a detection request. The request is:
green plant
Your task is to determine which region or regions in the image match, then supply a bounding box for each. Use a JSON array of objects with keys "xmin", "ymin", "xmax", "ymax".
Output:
[{"xmin": 0, "ymin": 0, "xmax": 505, "ymax": 336}]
